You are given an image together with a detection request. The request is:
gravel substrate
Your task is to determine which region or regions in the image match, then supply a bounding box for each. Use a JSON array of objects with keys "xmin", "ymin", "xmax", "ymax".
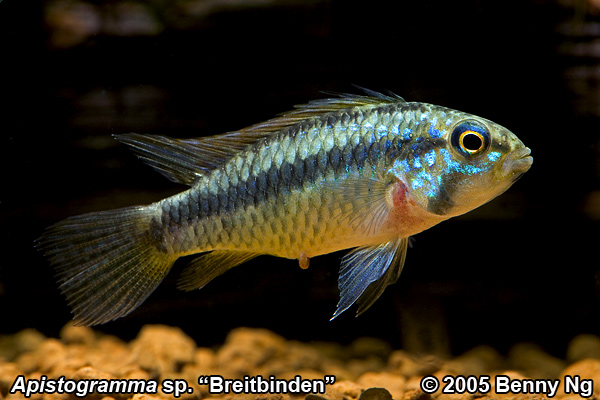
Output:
[{"xmin": 1, "ymin": 325, "xmax": 599, "ymax": 400}]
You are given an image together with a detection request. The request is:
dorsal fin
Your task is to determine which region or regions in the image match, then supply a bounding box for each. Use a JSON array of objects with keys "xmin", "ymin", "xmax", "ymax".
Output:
[
  {"xmin": 267, "ymin": 87, "xmax": 404, "ymax": 126},
  {"xmin": 114, "ymin": 132, "xmax": 268, "ymax": 185},
  {"xmin": 116, "ymin": 89, "xmax": 406, "ymax": 185},
  {"xmin": 231, "ymin": 88, "xmax": 404, "ymax": 138}
]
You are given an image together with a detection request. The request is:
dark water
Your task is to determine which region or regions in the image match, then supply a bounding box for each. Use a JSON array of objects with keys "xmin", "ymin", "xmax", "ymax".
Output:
[{"xmin": 1, "ymin": 0, "xmax": 598, "ymax": 357}]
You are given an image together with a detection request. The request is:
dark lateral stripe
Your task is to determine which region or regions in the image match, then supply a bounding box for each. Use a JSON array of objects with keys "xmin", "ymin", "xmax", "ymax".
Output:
[
  {"xmin": 180, "ymin": 136, "xmax": 406, "ymax": 220},
  {"xmin": 167, "ymin": 102, "xmax": 453, "ymax": 223},
  {"xmin": 426, "ymin": 176, "xmax": 455, "ymax": 215},
  {"xmin": 167, "ymin": 134, "xmax": 452, "ymax": 225},
  {"xmin": 408, "ymin": 137, "xmax": 447, "ymax": 154}
]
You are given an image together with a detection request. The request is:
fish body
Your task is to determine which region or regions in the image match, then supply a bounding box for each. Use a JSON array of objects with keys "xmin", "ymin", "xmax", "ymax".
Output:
[{"xmin": 39, "ymin": 90, "xmax": 533, "ymax": 325}]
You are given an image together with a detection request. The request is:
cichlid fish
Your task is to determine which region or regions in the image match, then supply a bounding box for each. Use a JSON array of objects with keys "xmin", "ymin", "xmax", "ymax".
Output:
[{"xmin": 38, "ymin": 89, "xmax": 533, "ymax": 325}]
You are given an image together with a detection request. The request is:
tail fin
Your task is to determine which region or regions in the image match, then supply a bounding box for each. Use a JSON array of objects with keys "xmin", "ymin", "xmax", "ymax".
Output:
[{"xmin": 37, "ymin": 205, "xmax": 175, "ymax": 326}]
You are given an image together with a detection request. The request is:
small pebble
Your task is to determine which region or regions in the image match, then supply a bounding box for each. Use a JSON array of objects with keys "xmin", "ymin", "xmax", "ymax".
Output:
[
  {"xmin": 129, "ymin": 325, "xmax": 196, "ymax": 376},
  {"xmin": 358, "ymin": 387, "xmax": 392, "ymax": 400},
  {"xmin": 566, "ymin": 334, "xmax": 600, "ymax": 362},
  {"xmin": 508, "ymin": 343, "xmax": 566, "ymax": 378}
]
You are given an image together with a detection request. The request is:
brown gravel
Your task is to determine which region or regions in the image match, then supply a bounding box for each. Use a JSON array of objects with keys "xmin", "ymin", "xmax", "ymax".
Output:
[{"xmin": 0, "ymin": 325, "xmax": 599, "ymax": 400}]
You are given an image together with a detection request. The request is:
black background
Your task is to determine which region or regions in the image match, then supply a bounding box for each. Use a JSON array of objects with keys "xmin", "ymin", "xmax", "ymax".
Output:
[{"xmin": 1, "ymin": 0, "xmax": 599, "ymax": 358}]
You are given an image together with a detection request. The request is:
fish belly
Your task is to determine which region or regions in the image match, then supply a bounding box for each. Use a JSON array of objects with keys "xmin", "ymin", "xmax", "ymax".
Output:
[{"xmin": 157, "ymin": 181, "xmax": 393, "ymax": 260}]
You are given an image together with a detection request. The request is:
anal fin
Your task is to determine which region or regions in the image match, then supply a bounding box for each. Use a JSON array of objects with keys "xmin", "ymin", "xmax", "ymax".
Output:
[
  {"xmin": 178, "ymin": 250, "xmax": 260, "ymax": 291},
  {"xmin": 331, "ymin": 237, "xmax": 409, "ymax": 319}
]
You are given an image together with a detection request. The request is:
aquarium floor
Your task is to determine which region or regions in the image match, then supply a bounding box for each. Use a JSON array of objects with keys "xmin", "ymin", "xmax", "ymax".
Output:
[{"xmin": 0, "ymin": 325, "xmax": 599, "ymax": 400}]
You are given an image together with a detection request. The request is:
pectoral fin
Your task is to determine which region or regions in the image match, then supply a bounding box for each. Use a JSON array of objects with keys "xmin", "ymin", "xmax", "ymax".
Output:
[
  {"xmin": 331, "ymin": 237, "xmax": 409, "ymax": 319},
  {"xmin": 322, "ymin": 176, "xmax": 394, "ymax": 237},
  {"xmin": 178, "ymin": 250, "xmax": 260, "ymax": 291}
]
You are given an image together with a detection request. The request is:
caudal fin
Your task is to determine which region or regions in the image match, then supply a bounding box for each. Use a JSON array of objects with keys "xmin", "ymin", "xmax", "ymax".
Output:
[{"xmin": 37, "ymin": 205, "xmax": 174, "ymax": 326}]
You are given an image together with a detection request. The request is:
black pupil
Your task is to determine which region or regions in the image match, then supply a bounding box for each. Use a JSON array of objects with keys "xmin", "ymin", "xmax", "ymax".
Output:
[{"xmin": 463, "ymin": 133, "xmax": 483, "ymax": 151}]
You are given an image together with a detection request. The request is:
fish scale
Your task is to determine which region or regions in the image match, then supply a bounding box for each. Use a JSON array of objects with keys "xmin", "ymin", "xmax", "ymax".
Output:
[
  {"xmin": 165, "ymin": 111, "xmax": 392, "ymax": 258},
  {"xmin": 38, "ymin": 90, "xmax": 532, "ymax": 325}
]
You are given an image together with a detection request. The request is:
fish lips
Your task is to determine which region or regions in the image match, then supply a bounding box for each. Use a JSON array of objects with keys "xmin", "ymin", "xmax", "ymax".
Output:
[{"xmin": 503, "ymin": 147, "xmax": 533, "ymax": 182}]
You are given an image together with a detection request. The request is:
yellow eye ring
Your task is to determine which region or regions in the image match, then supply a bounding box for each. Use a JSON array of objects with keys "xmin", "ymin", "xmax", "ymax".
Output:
[
  {"xmin": 451, "ymin": 120, "xmax": 490, "ymax": 157},
  {"xmin": 459, "ymin": 130, "xmax": 486, "ymax": 155}
]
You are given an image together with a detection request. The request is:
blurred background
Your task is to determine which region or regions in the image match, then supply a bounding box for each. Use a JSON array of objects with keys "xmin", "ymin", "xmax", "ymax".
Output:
[{"xmin": 1, "ymin": 0, "xmax": 599, "ymax": 358}]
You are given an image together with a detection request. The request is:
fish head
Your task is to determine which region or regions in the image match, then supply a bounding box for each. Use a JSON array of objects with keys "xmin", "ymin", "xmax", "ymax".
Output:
[{"xmin": 393, "ymin": 109, "xmax": 533, "ymax": 218}]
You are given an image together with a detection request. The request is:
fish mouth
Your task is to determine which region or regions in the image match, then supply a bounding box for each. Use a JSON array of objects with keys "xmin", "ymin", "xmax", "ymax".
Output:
[{"xmin": 503, "ymin": 147, "xmax": 533, "ymax": 180}]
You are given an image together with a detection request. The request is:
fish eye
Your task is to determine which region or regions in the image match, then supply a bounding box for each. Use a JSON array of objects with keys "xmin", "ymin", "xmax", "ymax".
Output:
[
  {"xmin": 460, "ymin": 131, "xmax": 485, "ymax": 153},
  {"xmin": 451, "ymin": 121, "xmax": 490, "ymax": 157}
]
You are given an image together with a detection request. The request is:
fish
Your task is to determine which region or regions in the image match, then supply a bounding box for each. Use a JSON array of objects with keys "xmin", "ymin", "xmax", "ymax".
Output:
[{"xmin": 38, "ymin": 89, "xmax": 533, "ymax": 326}]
